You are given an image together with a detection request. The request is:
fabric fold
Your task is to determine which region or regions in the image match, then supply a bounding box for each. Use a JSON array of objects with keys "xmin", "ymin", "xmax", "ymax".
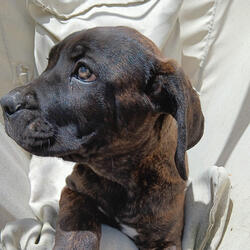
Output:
[
  {"xmin": 28, "ymin": 0, "xmax": 148, "ymax": 19},
  {"xmin": 182, "ymin": 166, "xmax": 231, "ymax": 250}
]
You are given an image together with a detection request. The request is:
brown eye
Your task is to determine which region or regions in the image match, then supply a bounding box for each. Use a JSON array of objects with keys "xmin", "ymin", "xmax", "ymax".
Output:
[{"xmin": 77, "ymin": 66, "xmax": 96, "ymax": 82}]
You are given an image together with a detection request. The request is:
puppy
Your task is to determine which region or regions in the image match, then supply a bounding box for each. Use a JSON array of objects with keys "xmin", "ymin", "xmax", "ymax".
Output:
[{"xmin": 0, "ymin": 26, "xmax": 204, "ymax": 250}]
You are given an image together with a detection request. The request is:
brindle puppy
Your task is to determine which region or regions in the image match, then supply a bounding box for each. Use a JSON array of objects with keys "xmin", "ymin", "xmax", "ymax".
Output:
[{"xmin": 0, "ymin": 27, "xmax": 204, "ymax": 250}]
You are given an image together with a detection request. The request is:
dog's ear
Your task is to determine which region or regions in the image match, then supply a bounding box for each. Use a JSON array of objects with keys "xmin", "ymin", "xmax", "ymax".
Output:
[{"xmin": 148, "ymin": 59, "xmax": 204, "ymax": 180}]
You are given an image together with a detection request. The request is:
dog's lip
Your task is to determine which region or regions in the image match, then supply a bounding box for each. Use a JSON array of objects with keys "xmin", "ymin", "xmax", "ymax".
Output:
[
  {"xmin": 3, "ymin": 107, "xmax": 39, "ymax": 119},
  {"xmin": 27, "ymin": 130, "xmax": 97, "ymax": 157},
  {"xmin": 56, "ymin": 130, "xmax": 97, "ymax": 156},
  {"xmin": 2, "ymin": 108, "xmax": 40, "ymax": 128},
  {"xmin": 2, "ymin": 108, "xmax": 25, "ymax": 122},
  {"xmin": 23, "ymin": 137, "xmax": 53, "ymax": 148}
]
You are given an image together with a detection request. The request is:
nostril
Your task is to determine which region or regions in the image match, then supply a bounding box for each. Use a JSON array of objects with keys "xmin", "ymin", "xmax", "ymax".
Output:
[
  {"xmin": 2, "ymin": 103, "xmax": 23, "ymax": 116},
  {"xmin": 3, "ymin": 105, "xmax": 12, "ymax": 115},
  {"xmin": 0, "ymin": 94, "xmax": 24, "ymax": 116}
]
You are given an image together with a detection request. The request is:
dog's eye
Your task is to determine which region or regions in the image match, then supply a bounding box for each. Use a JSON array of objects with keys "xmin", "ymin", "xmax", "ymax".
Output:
[{"xmin": 77, "ymin": 66, "xmax": 96, "ymax": 82}]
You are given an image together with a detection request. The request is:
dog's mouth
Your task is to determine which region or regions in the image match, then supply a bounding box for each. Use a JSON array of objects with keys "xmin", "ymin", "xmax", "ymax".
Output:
[
  {"xmin": 3, "ymin": 110, "xmax": 53, "ymax": 153},
  {"xmin": 3, "ymin": 110, "xmax": 97, "ymax": 158}
]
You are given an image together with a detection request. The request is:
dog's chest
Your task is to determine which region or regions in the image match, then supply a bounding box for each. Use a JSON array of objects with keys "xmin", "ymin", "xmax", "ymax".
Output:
[
  {"xmin": 120, "ymin": 223, "xmax": 139, "ymax": 238},
  {"xmin": 96, "ymin": 199, "xmax": 140, "ymax": 239}
]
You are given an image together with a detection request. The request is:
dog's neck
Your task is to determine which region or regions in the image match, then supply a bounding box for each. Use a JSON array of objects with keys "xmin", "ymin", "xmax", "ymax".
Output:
[{"xmin": 77, "ymin": 115, "xmax": 183, "ymax": 193}]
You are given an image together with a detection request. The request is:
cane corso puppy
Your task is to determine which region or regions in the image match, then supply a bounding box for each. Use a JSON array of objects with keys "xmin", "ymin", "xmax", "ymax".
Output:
[{"xmin": 0, "ymin": 26, "xmax": 204, "ymax": 250}]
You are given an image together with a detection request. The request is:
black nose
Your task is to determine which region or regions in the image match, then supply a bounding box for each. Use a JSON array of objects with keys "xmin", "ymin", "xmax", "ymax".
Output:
[
  {"xmin": 0, "ymin": 89, "xmax": 37, "ymax": 116},
  {"xmin": 0, "ymin": 91, "xmax": 24, "ymax": 115}
]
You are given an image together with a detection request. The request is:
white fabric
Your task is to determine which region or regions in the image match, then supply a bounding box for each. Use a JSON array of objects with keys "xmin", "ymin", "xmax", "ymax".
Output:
[
  {"xmin": 0, "ymin": 1, "xmax": 36, "ymax": 124},
  {"xmin": 183, "ymin": 166, "xmax": 231, "ymax": 250},
  {"xmin": 0, "ymin": 124, "xmax": 33, "ymax": 228},
  {"xmin": 180, "ymin": 1, "xmax": 250, "ymax": 248},
  {"xmin": 0, "ymin": 0, "xmax": 249, "ymax": 249}
]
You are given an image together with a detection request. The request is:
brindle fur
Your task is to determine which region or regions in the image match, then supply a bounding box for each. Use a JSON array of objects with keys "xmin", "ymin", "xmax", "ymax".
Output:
[{"xmin": 0, "ymin": 27, "xmax": 204, "ymax": 250}]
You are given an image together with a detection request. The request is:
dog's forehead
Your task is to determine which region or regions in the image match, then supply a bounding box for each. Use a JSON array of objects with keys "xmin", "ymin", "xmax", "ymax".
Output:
[{"xmin": 65, "ymin": 26, "xmax": 160, "ymax": 57}]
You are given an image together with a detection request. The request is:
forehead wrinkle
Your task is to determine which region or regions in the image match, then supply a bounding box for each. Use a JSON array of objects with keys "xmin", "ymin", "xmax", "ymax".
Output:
[{"xmin": 69, "ymin": 44, "xmax": 87, "ymax": 60}]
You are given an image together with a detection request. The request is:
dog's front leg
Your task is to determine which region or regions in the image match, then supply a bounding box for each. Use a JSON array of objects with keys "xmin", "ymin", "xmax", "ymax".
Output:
[{"xmin": 53, "ymin": 187, "xmax": 101, "ymax": 250}]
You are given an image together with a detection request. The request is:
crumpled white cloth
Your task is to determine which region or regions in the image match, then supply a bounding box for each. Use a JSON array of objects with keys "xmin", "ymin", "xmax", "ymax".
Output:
[{"xmin": 183, "ymin": 166, "xmax": 231, "ymax": 250}]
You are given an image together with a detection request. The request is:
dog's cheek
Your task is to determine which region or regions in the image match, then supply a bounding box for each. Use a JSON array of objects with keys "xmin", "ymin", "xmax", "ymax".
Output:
[
  {"xmin": 68, "ymin": 85, "xmax": 116, "ymax": 135},
  {"xmin": 115, "ymin": 91, "xmax": 152, "ymax": 131}
]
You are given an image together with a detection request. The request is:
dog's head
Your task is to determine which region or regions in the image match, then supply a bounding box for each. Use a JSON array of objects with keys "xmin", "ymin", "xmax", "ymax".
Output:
[{"xmin": 0, "ymin": 26, "xmax": 203, "ymax": 180}]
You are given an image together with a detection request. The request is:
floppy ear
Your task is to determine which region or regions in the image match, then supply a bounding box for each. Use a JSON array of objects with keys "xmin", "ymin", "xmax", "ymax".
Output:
[{"xmin": 148, "ymin": 59, "xmax": 204, "ymax": 180}]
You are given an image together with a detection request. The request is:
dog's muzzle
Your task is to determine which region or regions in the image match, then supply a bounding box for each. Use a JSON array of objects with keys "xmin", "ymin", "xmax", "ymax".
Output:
[{"xmin": 0, "ymin": 87, "xmax": 55, "ymax": 152}]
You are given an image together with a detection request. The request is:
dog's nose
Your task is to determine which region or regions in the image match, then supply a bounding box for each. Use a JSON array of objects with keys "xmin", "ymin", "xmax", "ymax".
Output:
[
  {"xmin": 0, "ymin": 91, "xmax": 24, "ymax": 115},
  {"xmin": 0, "ymin": 90, "xmax": 37, "ymax": 116}
]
